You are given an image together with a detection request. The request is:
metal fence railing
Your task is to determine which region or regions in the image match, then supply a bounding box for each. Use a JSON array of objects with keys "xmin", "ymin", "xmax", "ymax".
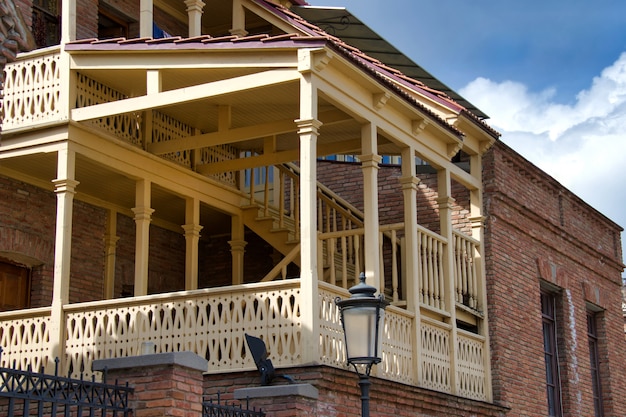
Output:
[
  {"xmin": 0, "ymin": 349, "xmax": 133, "ymax": 417},
  {"xmin": 203, "ymin": 393, "xmax": 266, "ymax": 417}
]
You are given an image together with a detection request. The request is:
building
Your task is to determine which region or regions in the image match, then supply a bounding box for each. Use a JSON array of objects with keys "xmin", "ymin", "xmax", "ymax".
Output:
[{"xmin": 0, "ymin": 1, "xmax": 624, "ymax": 416}]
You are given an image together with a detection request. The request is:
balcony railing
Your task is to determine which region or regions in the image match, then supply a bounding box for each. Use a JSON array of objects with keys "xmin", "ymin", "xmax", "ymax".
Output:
[{"xmin": 0, "ymin": 280, "xmax": 487, "ymax": 401}]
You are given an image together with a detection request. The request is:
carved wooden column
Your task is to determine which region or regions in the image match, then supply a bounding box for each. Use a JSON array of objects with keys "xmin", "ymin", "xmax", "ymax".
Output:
[
  {"xmin": 399, "ymin": 145, "xmax": 421, "ymax": 385},
  {"xmin": 140, "ymin": 0, "xmax": 153, "ymax": 38},
  {"xmin": 183, "ymin": 197, "xmax": 202, "ymax": 290},
  {"xmin": 132, "ymin": 180, "xmax": 153, "ymax": 296},
  {"xmin": 50, "ymin": 146, "xmax": 79, "ymax": 368},
  {"xmin": 185, "ymin": 0, "xmax": 205, "ymax": 38},
  {"xmin": 104, "ymin": 210, "xmax": 119, "ymax": 299},
  {"xmin": 230, "ymin": 0, "xmax": 248, "ymax": 37},
  {"xmin": 229, "ymin": 215, "xmax": 246, "ymax": 285},
  {"xmin": 359, "ymin": 123, "xmax": 381, "ymax": 289}
]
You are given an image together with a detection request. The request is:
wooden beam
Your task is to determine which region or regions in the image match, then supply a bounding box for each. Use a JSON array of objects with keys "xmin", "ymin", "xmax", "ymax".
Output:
[
  {"xmin": 149, "ymin": 109, "xmax": 350, "ymax": 155},
  {"xmin": 71, "ymin": 69, "xmax": 300, "ymax": 122},
  {"xmin": 196, "ymin": 138, "xmax": 361, "ymax": 174}
]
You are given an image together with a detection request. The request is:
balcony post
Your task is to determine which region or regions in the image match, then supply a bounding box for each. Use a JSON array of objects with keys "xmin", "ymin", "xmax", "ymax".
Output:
[
  {"xmin": 297, "ymin": 48, "xmax": 321, "ymax": 364},
  {"xmin": 104, "ymin": 210, "xmax": 119, "ymax": 299},
  {"xmin": 399, "ymin": 145, "xmax": 421, "ymax": 385},
  {"xmin": 60, "ymin": 0, "xmax": 76, "ymax": 43},
  {"xmin": 185, "ymin": 0, "xmax": 206, "ymax": 38},
  {"xmin": 359, "ymin": 123, "xmax": 381, "ymax": 290},
  {"xmin": 132, "ymin": 180, "xmax": 153, "ymax": 296},
  {"xmin": 140, "ymin": 0, "xmax": 154, "ymax": 38},
  {"xmin": 437, "ymin": 168, "xmax": 458, "ymax": 395},
  {"xmin": 183, "ymin": 197, "xmax": 203, "ymax": 291},
  {"xmin": 230, "ymin": 0, "xmax": 248, "ymax": 37},
  {"xmin": 229, "ymin": 215, "xmax": 246, "ymax": 285},
  {"xmin": 469, "ymin": 154, "xmax": 493, "ymax": 401},
  {"xmin": 50, "ymin": 145, "xmax": 78, "ymax": 370}
]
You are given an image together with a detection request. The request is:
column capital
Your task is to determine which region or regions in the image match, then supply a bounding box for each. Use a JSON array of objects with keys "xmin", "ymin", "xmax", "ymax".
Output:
[
  {"xmin": 228, "ymin": 239, "xmax": 248, "ymax": 252},
  {"xmin": 399, "ymin": 175, "xmax": 420, "ymax": 190},
  {"xmin": 132, "ymin": 206, "xmax": 155, "ymax": 221},
  {"xmin": 295, "ymin": 118, "xmax": 322, "ymax": 135},
  {"xmin": 182, "ymin": 224, "xmax": 203, "ymax": 237},
  {"xmin": 358, "ymin": 153, "xmax": 382, "ymax": 169},
  {"xmin": 52, "ymin": 178, "xmax": 80, "ymax": 194},
  {"xmin": 184, "ymin": 0, "xmax": 205, "ymax": 12},
  {"xmin": 469, "ymin": 215, "xmax": 486, "ymax": 228},
  {"xmin": 437, "ymin": 196, "xmax": 455, "ymax": 210}
]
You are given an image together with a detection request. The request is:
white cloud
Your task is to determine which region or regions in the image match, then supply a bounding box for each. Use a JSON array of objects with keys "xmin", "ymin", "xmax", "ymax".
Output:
[{"xmin": 460, "ymin": 53, "xmax": 626, "ymax": 264}]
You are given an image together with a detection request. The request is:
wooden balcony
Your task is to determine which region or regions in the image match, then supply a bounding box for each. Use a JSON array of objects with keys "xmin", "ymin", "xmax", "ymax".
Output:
[{"xmin": 1, "ymin": 42, "xmax": 491, "ymax": 403}]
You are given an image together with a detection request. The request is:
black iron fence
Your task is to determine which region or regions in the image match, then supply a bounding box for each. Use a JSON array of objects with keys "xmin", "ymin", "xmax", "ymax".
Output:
[
  {"xmin": 0, "ymin": 349, "xmax": 133, "ymax": 417},
  {"xmin": 203, "ymin": 393, "xmax": 266, "ymax": 417}
]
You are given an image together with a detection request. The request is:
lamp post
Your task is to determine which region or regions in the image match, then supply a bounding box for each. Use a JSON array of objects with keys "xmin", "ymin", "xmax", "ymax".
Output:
[{"xmin": 335, "ymin": 273, "xmax": 389, "ymax": 417}]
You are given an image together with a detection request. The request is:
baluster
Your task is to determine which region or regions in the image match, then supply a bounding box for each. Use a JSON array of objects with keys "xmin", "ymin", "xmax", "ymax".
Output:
[
  {"xmin": 427, "ymin": 235, "xmax": 435, "ymax": 307},
  {"xmin": 437, "ymin": 240, "xmax": 445, "ymax": 310},
  {"xmin": 391, "ymin": 230, "xmax": 399, "ymax": 303},
  {"xmin": 293, "ymin": 180, "xmax": 300, "ymax": 240},
  {"xmin": 469, "ymin": 240, "xmax": 478, "ymax": 309},
  {"xmin": 248, "ymin": 168, "xmax": 255, "ymax": 206},
  {"xmin": 354, "ymin": 235, "xmax": 361, "ymax": 283},
  {"xmin": 278, "ymin": 170, "xmax": 285, "ymax": 229},
  {"xmin": 419, "ymin": 232, "xmax": 427, "ymax": 305},
  {"xmin": 263, "ymin": 166, "xmax": 270, "ymax": 217}
]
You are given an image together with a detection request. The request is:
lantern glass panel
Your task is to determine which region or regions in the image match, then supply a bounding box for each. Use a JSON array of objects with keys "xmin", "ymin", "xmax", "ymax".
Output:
[{"xmin": 343, "ymin": 305, "xmax": 378, "ymax": 363}]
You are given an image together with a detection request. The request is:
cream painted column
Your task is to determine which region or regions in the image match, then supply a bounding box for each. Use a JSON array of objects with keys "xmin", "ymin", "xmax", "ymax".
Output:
[
  {"xmin": 185, "ymin": 0, "xmax": 205, "ymax": 38},
  {"xmin": 60, "ymin": 0, "xmax": 76, "ymax": 43},
  {"xmin": 359, "ymin": 123, "xmax": 381, "ymax": 289},
  {"xmin": 297, "ymin": 117, "xmax": 322, "ymax": 364},
  {"xmin": 229, "ymin": 215, "xmax": 246, "ymax": 285},
  {"xmin": 230, "ymin": 0, "xmax": 248, "ymax": 37},
  {"xmin": 297, "ymin": 48, "xmax": 321, "ymax": 364},
  {"xmin": 183, "ymin": 197, "xmax": 203, "ymax": 290},
  {"xmin": 437, "ymin": 167, "xmax": 458, "ymax": 394},
  {"xmin": 469, "ymin": 154, "xmax": 493, "ymax": 401},
  {"xmin": 399, "ymin": 145, "xmax": 421, "ymax": 385},
  {"xmin": 50, "ymin": 146, "xmax": 79, "ymax": 368},
  {"xmin": 140, "ymin": 0, "xmax": 154, "ymax": 38},
  {"xmin": 103, "ymin": 210, "xmax": 119, "ymax": 299},
  {"xmin": 132, "ymin": 180, "xmax": 153, "ymax": 296}
]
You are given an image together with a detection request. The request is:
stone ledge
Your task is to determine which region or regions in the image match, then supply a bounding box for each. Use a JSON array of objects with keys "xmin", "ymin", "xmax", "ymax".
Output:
[
  {"xmin": 234, "ymin": 384, "xmax": 318, "ymax": 400},
  {"xmin": 92, "ymin": 351, "xmax": 208, "ymax": 373}
]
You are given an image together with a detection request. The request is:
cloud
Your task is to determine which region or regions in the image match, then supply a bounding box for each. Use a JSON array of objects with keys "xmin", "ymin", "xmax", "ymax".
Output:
[{"xmin": 459, "ymin": 53, "xmax": 626, "ymax": 259}]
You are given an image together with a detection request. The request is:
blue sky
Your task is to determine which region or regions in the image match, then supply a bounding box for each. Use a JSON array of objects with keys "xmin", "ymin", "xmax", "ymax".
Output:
[{"xmin": 308, "ymin": 0, "xmax": 626, "ymax": 277}]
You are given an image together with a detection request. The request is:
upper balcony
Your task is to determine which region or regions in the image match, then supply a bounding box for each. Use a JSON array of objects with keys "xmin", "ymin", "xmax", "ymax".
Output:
[{"xmin": 0, "ymin": 0, "xmax": 497, "ymax": 404}]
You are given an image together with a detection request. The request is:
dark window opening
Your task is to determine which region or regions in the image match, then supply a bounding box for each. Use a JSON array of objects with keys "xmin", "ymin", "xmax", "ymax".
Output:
[
  {"xmin": 33, "ymin": 0, "xmax": 60, "ymax": 47},
  {"xmin": 98, "ymin": 8, "xmax": 129, "ymax": 39},
  {"xmin": 587, "ymin": 311, "xmax": 604, "ymax": 417},
  {"xmin": 541, "ymin": 289, "xmax": 562, "ymax": 417}
]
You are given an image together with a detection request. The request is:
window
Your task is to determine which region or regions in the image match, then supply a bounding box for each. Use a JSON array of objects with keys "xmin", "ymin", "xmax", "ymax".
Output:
[
  {"xmin": 33, "ymin": 0, "xmax": 60, "ymax": 47},
  {"xmin": 587, "ymin": 311, "xmax": 604, "ymax": 416},
  {"xmin": 0, "ymin": 261, "xmax": 31, "ymax": 311},
  {"xmin": 541, "ymin": 289, "xmax": 562, "ymax": 417}
]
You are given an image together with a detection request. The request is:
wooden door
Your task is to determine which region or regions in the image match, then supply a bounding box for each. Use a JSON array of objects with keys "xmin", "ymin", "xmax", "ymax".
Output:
[{"xmin": 0, "ymin": 262, "xmax": 30, "ymax": 311}]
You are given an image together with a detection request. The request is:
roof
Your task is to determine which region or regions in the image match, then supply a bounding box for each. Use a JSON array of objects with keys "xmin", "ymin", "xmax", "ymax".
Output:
[{"xmin": 290, "ymin": 6, "xmax": 489, "ymax": 120}]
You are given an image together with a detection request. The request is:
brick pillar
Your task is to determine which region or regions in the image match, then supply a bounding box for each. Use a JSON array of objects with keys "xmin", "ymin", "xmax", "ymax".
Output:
[
  {"xmin": 93, "ymin": 351, "xmax": 207, "ymax": 417},
  {"xmin": 234, "ymin": 384, "xmax": 319, "ymax": 417}
]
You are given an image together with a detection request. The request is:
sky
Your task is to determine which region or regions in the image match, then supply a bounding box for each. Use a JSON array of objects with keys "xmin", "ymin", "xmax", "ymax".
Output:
[{"xmin": 308, "ymin": 0, "xmax": 626, "ymax": 278}]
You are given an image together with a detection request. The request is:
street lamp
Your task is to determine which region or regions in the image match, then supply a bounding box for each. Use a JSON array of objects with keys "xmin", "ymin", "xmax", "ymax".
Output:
[{"xmin": 335, "ymin": 273, "xmax": 389, "ymax": 417}]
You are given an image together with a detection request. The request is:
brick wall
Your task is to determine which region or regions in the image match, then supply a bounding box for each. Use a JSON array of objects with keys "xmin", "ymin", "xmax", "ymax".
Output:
[
  {"xmin": 316, "ymin": 160, "xmax": 472, "ymax": 235},
  {"xmin": 203, "ymin": 366, "xmax": 508, "ymax": 417},
  {"xmin": 483, "ymin": 141, "xmax": 626, "ymax": 416}
]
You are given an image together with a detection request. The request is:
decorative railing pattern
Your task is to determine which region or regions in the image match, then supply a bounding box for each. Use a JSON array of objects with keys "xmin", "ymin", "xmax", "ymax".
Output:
[
  {"xmin": 453, "ymin": 231, "xmax": 480, "ymax": 312},
  {"xmin": 420, "ymin": 319, "xmax": 451, "ymax": 393},
  {"xmin": 62, "ymin": 281, "xmax": 302, "ymax": 378},
  {"xmin": 379, "ymin": 304, "xmax": 415, "ymax": 384},
  {"xmin": 0, "ymin": 308, "xmax": 51, "ymax": 372},
  {"xmin": 456, "ymin": 331, "xmax": 487, "ymax": 400},
  {"xmin": 318, "ymin": 284, "xmax": 347, "ymax": 369},
  {"xmin": 2, "ymin": 49, "xmax": 62, "ymax": 130},
  {"xmin": 418, "ymin": 227, "xmax": 447, "ymax": 311},
  {"xmin": 76, "ymin": 72, "xmax": 142, "ymax": 146},
  {"xmin": 152, "ymin": 111, "xmax": 194, "ymax": 167},
  {"xmin": 199, "ymin": 144, "xmax": 239, "ymax": 186}
]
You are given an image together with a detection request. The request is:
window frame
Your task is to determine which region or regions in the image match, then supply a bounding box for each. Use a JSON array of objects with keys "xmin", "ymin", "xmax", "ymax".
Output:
[
  {"xmin": 541, "ymin": 289, "xmax": 563, "ymax": 417},
  {"xmin": 587, "ymin": 310, "xmax": 604, "ymax": 417}
]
